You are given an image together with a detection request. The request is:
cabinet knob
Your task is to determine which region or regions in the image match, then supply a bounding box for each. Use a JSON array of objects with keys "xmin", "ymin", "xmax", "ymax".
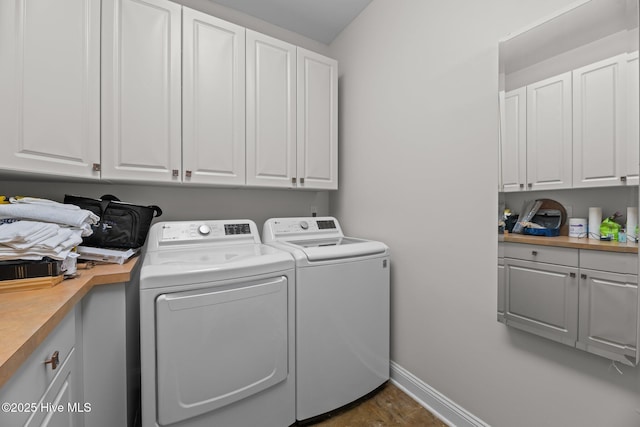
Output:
[
  {"xmin": 292, "ymin": 177, "xmax": 297, "ymax": 184},
  {"xmin": 44, "ymin": 351, "xmax": 60, "ymax": 370},
  {"xmin": 185, "ymin": 170, "xmax": 192, "ymax": 178},
  {"xmin": 92, "ymin": 163, "xmax": 101, "ymax": 172},
  {"xmin": 172, "ymin": 169, "xmax": 179, "ymax": 177},
  {"xmin": 519, "ymin": 184, "xmax": 524, "ymax": 189},
  {"xmin": 581, "ymin": 274, "xmax": 587, "ymax": 279},
  {"xmin": 621, "ymin": 176, "xmax": 627, "ymax": 182},
  {"xmin": 527, "ymin": 183, "xmax": 532, "ymax": 188},
  {"xmin": 569, "ymin": 272, "xmax": 576, "ymax": 278},
  {"xmin": 300, "ymin": 177, "xmax": 305, "ymax": 185},
  {"xmin": 531, "ymin": 250, "xmax": 538, "ymax": 256}
]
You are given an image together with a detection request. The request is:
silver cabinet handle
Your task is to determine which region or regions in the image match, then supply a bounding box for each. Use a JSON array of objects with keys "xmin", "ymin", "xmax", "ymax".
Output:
[
  {"xmin": 621, "ymin": 176, "xmax": 627, "ymax": 182},
  {"xmin": 519, "ymin": 183, "xmax": 524, "ymax": 189},
  {"xmin": 292, "ymin": 177, "xmax": 297, "ymax": 184},
  {"xmin": 531, "ymin": 251, "xmax": 538, "ymax": 256},
  {"xmin": 581, "ymin": 274, "xmax": 587, "ymax": 279},
  {"xmin": 185, "ymin": 170, "xmax": 192, "ymax": 178},
  {"xmin": 172, "ymin": 169, "xmax": 179, "ymax": 177},
  {"xmin": 300, "ymin": 177, "xmax": 305, "ymax": 185},
  {"xmin": 569, "ymin": 272, "xmax": 576, "ymax": 278},
  {"xmin": 92, "ymin": 163, "xmax": 101, "ymax": 172}
]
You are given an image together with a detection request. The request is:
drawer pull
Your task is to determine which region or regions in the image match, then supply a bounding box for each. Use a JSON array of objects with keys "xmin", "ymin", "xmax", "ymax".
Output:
[
  {"xmin": 531, "ymin": 251, "xmax": 538, "ymax": 256},
  {"xmin": 581, "ymin": 274, "xmax": 587, "ymax": 280},
  {"xmin": 569, "ymin": 272, "xmax": 576, "ymax": 278},
  {"xmin": 45, "ymin": 351, "xmax": 60, "ymax": 370}
]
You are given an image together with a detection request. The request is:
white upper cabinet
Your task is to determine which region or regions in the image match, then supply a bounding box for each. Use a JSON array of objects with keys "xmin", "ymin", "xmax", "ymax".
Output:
[
  {"xmin": 246, "ymin": 30, "xmax": 297, "ymax": 188},
  {"xmin": 296, "ymin": 48, "xmax": 338, "ymax": 190},
  {"xmin": 182, "ymin": 8, "xmax": 246, "ymax": 186},
  {"xmin": 572, "ymin": 54, "xmax": 626, "ymax": 188},
  {"xmin": 500, "ymin": 88, "xmax": 526, "ymax": 192},
  {"xmin": 626, "ymin": 52, "xmax": 639, "ymax": 186},
  {"xmin": 526, "ymin": 72, "xmax": 573, "ymax": 191},
  {"xmin": 101, "ymin": 0, "xmax": 182, "ymax": 183},
  {"xmin": 0, "ymin": 0, "xmax": 100, "ymax": 179},
  {"xmin": 0, "ymin": 1, "xmax": 337, "ymax": 189}
]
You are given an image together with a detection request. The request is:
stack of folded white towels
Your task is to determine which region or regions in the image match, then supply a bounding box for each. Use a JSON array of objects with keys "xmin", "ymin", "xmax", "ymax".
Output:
[{"xmin": 0, "ymin": 197, "xmax": 99, "ymax": 261}]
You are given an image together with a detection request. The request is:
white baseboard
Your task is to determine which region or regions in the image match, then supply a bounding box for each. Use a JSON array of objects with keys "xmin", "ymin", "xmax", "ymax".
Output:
[{"xmin": 390, "ymin": 361, "xmax": 490, "ymax": 427}]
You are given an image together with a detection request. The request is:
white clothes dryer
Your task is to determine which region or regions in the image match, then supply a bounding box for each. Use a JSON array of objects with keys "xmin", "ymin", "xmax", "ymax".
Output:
[
  {"xmin": 263, "ymin": 217, "xmax": 390, "ymax": 422},
  {"xmin": 140, "ymin": 220, "xmax": 295, "ymax": 427}
]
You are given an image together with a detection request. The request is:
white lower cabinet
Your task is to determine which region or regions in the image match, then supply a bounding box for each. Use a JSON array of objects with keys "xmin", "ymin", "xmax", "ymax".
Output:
[
  {"xmin": 504, "ymin": 245, "xmax": 579, "ymax": 346},
  {"xmin": 0, "ymin": 309, "xmax": 79, "ymax": 427},
  {"xmin": 502, "ymin": 243, "xmax": 640, "ymax": 365},
  {"xmin": 577, "ymin": 251, "xmax": 639, "ymax": 365}
]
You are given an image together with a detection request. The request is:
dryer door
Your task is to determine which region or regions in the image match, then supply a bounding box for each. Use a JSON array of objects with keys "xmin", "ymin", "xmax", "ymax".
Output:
[{"xmin": 155, "ymin": 276, "xmax": 288, "ymax": 425}]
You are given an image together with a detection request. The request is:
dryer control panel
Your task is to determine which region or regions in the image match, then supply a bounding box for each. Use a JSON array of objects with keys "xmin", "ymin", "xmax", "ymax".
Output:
[{"xmin": 147, "ymin": 220, "xmax": 261, "ymax": 250}]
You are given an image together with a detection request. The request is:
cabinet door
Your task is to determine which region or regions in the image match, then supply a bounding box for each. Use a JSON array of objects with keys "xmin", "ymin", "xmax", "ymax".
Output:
[
  {"xmin": 0, "ymin": 0, "xmax": 100, "ymax": 179},
  {"xmin": 572, "ymin": 54, "xmax": 626, "ymax": 188},
  {"xmin": 296, "ymin": 48, "xmax": 338, "ymax": 190},
  {"xmin": 526, "ymin": 72, "xmax": 573, "ymax": 190},
  {"xmin": 183, "ymin": 8, "xmax": 246, "ymax": 186},
  {"xmin": 101, "ymin": 0, "xmax": 182, "ymax": 183},
  {"xmin": 577, "ymin": 269, "xmax": 638, "ymax": 365},
  {"xmin": 26, "ymin": 350, "xmax": 77, "ymax": 427},
  {"xmin": 246, "ymin": 30, "xmax": 297, "ymax": 188},
  {"xmin": 504, "ymin": 258, "xmax": 578, "ymax": 345},
  {"xmin": 625, "ymin": 52, "xmax": 639, "ymax": 186},
  {"xmin": 500, "ymin": 88, "xmax": 527, "ymax": 192}
]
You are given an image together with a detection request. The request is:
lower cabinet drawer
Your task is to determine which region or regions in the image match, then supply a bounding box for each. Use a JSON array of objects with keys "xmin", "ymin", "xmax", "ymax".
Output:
[
  {"xmin": 580, "ymin": 250, "xmax": 639, "ymax": 275},
  {"xmin": 0, "ymin": 309, "xmax": 76, "ymax": 426},
  {"xmin": 504, "ymin": 242, "xmax": 579, "ymax": 267}
]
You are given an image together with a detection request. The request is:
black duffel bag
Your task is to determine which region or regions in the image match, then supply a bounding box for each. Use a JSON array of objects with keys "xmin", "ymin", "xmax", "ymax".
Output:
[{"xmin": 64, "ymin": 194, "xmax": 162, "ymax": 249}]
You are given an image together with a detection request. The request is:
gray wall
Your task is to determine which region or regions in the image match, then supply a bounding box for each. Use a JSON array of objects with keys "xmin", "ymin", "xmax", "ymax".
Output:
[
  {"xmin": 0, "ymin": 179, "xmax": 329, "ymax": 230},
  {"xmin": 329, "ymin": 1, "xmax": 640, "ymax": 426}
]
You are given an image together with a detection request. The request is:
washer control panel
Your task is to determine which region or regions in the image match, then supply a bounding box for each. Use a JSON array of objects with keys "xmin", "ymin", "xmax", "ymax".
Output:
[{"xmin": 264, "ymin": 217, "xmax": 343, "ymax": 241}]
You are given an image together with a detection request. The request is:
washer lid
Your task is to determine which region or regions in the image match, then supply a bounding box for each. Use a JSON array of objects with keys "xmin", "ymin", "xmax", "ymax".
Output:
[
  {"xmin": 140, "ymin": 244, "xmax": 293, "ymax": 289},
  {"xmin": 284, "ymin": 237, "xmax": 388, "ymax": 261}
]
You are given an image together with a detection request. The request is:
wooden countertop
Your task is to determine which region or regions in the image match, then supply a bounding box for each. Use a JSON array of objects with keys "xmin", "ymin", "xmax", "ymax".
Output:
[
  {"xmin": 0, "ymin": 258, "xmax": 139, "ymax": 389},
  {"xmin": 502, "ymin": 233, "xmax": 638, "ymax": 253}
]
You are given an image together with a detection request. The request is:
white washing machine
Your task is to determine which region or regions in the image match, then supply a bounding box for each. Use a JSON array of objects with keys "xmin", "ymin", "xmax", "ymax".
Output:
[
  {"xmin": 262, "ymin": 216, "xmax": 390, "ymax": 421},
  {"xmin": 140, "ymin": 220, "xmax": 295, "ymax": 427}
]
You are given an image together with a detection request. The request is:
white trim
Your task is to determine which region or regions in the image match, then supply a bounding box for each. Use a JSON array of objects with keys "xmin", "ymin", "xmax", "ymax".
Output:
[
  {"xmin": 390, "ymin": 361, "xmax": 491, "ymax": 427},
  {"xmin": 498, "ymin": 0, "xmax": 590, "ymax": 43}
]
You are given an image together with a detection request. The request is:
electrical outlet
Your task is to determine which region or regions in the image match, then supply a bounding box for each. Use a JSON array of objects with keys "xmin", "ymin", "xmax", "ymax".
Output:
[{"xmin": 310, "ymin": 205, "xmax": 318, "ymax": 217}]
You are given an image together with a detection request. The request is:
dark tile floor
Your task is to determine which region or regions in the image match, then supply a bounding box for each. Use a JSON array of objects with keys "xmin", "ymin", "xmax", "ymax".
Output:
[{"xmin": 306, "ymin": 383, "xmax": 448, "ymax": 427}]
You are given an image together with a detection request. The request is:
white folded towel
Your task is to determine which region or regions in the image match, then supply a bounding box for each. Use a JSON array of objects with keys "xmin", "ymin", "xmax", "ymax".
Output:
[
  {"xmin": 0, "ymin": 221, "xmax": 57, "ymax": 244},
  {"xmin": 9, "ymin": 197, "xmax": 81, "ymax": 210},
  {"xmin": 0, "ymin": 204, "xmax": 99, "ymax": 229}
]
